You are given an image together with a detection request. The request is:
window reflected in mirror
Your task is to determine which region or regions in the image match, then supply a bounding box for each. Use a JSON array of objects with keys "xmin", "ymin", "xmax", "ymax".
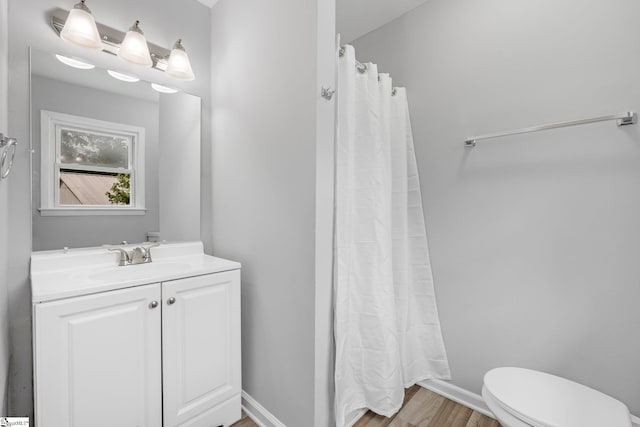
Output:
[
  {"xmin": 58, "ymin": 127, "xmax": 132, "ymax": 206},
  {"xmin": 40, "ymin": 110, "xmax": 145, "ymax": 214}
]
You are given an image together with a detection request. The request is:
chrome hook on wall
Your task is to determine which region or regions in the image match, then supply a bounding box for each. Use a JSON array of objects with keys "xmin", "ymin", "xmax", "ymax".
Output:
[
  {"xmin": 0, "ymin": 133, "xmax": 18, "ymax": 180},
  {"xmin": 321, "ymin": 86, "xmax": 335, "ymax": 101}
]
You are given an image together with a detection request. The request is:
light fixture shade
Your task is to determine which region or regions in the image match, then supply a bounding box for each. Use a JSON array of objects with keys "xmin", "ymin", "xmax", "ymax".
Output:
[
  {"xmin": 166, "ymin": 39, "xmax": 195, "ymax": 81},
  {"xmin": 60, "ymin": 1, "xmax": 102, "ymax": 50},
  {"xmin": 118, "ymin": 21, "xmax": 153, "ymax": 68}
]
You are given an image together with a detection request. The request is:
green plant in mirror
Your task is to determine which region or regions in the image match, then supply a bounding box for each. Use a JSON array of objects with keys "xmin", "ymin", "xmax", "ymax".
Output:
[{"xmin": 106, "ymin": 173, "xmax": 130, "ymax": 205}]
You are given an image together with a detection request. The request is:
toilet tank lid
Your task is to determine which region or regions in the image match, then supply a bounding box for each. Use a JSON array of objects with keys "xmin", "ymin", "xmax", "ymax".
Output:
[{"xmin": 483, "ymin": 367, "xmax": 631, "ymax": 427}]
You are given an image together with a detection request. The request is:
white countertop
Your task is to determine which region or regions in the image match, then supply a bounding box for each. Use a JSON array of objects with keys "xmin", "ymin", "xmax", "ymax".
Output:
[{"xmin": 31, "ymin": 241, "xmax": 241, "ymax": 303}]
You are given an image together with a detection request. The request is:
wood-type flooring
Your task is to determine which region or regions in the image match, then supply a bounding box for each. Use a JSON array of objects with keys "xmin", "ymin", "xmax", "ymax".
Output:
[{"xmin": 231, "ymin": 385, "xmax": 501, "ymax": 427}]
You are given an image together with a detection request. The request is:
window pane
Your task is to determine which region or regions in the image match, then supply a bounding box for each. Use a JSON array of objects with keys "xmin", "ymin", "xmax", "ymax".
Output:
[
  {"xmin": 59, "ymin": 128, "xmax": 130, "ymax": 169},
  {"xmin": 59, "ymin": 170, "xmax": 131, "ymax": 206}
]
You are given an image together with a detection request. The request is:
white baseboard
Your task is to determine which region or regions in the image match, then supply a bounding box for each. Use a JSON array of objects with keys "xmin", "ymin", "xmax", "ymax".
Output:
[
  {"xmin": 418, "ymin": 379, "xmax": 494, "ymax": 419},
  {"xmin": 240, "ymin": 391, "xmax": 366, "ymax": 427},
  {"xmin": 419, "ymin": 379, "xmax": 640, "ymax": 426},
  {"xmin": 241, "ymin": 391, "xmax": 287, "ymax": 427}
]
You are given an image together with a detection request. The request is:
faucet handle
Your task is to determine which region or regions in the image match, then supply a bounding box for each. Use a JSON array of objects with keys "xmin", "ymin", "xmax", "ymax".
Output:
[
  {"xmin": 131, "ymin": 247, "xmax": 146, "ymax": 264},
  {"xmin": 142, "ymin": 242, "xmax": 161, "ymax": 262},
  {"xmin": 109, "ymin": 248, "xmax": 130, "ymax": 266}
]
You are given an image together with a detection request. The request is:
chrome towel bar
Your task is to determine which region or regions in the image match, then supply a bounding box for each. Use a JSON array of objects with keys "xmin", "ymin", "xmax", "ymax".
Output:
[{"xmin": 465, "ymin": 111, "xmax": 637, "ymax": 148}]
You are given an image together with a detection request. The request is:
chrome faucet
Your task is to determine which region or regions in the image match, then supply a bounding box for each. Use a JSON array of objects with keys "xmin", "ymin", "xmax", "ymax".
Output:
[
  {"xmin": 108, "ymin": 248, "xmax": 130, "ymax": 266},
  {"xmin": 131, "ymin": 247, "xmax": 146, "ymax": 264},
  {"xmin": 109, "ymin": 242, "xmax": 161, "ymax": 266}
]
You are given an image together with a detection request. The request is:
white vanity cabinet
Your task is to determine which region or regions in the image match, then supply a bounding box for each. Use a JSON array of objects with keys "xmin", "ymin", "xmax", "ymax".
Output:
[
  {"xmin": 34, "ymin": 283, "xmax": 164, "ymax": 427},
  {"xmin": 162, "ymin": 271, "xmax": 241, "ymax": 426},
  {"xmin": 31, "ymin": 242, "xmax": 241, "ymax": 427}
]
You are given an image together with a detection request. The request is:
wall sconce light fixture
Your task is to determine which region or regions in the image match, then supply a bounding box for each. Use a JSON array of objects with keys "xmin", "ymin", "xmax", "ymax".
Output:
[
  {"xmin": 166, "ymin": 39, "xmax": 195, "ymax": 81},
  {"xmin": 118, "ymin": 21, "xmax": 153, "ymax": 68},
  {"xmin": 59, "ymin": 0, "xmax": 102, "ymax": 50},
  {"xmin": 51, "ymin": 3, "xmax": 195, "ymax": 80}
]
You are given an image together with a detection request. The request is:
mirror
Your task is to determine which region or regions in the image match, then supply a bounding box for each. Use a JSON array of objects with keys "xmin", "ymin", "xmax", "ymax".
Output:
[{"xmin": 30, "ymin": 47, "xmax": 201, "ymax": 251}]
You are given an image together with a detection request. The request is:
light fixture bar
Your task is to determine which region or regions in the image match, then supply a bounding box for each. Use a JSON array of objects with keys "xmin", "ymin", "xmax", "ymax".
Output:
[{"xmin": 50, "ymin": 8, "xmax": 170, "ymax": 72}]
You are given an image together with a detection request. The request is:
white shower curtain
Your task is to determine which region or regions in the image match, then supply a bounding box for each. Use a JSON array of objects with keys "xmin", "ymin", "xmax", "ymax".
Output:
[{"xmin": 334, "ymin": 45, "xmax": 451, "ymax": 427}]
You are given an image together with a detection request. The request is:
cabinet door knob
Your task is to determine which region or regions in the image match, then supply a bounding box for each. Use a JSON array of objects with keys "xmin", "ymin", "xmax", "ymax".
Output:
[
  {"xmin": 149, "ymin": 301, "xmax": 159, "ymax": 309},
  {"xmin": 167, "ymin": 297, "xmax": 176, "ymax": 305}
]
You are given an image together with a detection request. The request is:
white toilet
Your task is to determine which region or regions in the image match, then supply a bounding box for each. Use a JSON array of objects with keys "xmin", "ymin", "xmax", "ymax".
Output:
[{"xmin": 482, "ymin": 367, "xmax": 632, "ymax": 427}]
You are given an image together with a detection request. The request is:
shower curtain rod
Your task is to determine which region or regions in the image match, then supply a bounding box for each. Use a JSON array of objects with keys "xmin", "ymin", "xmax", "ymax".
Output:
[
  {"xmin": 464, "ymin": 111, "xmax": 637, "ymax": 148},
  {"xmin": 337, "ymin": 46, "xmax": 399, "ymax": 96}
]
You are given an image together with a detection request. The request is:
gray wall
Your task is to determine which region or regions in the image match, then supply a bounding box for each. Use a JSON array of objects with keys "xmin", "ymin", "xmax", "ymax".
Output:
[
  {"xmin": 209, "ymin": 0, "xmax": 318, "ymax": 425},
  {"xmin": 31, "ymin": 75, "xmax": 160, "ymax": 250},
  {"xmin": 8, "ymin": 0, "xmax": 211, "ymax": 416},
  {"xmin": 0, "ymin": 0, "xmax": 9, "ymax": 414},
  {"xmin": 352, "ymin": 0, "xmax": 640, "ymax": 415}
]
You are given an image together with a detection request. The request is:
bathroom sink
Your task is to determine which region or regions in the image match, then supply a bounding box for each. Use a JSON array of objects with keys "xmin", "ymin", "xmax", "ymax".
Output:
[
  {"xmin": 31, "ymin": 241, "xmax": 242, "ymax": 303},
  {"xmin": 89, "ymin": 262, "xmax": 191, "ymax": 282}
]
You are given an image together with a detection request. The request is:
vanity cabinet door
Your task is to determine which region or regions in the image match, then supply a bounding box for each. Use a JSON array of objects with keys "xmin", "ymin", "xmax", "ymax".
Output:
[
  {"xmin": 162, "ymin": 270, "xmax": 241, "ymax": 427},
  {"xmin": 33, "ymin": 284, "xmax": 163, "ymax": 427}
]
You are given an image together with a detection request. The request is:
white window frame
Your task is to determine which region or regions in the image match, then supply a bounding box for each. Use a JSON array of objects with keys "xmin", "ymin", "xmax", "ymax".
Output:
[{"xmin": 40, "ymin": 110, "xmax": 146, "ymax": 216}]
